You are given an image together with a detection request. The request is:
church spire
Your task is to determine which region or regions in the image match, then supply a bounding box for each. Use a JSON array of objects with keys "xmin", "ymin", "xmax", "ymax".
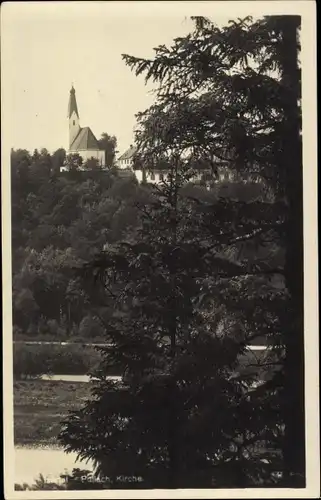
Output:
[
  {"xmin": 68, "ymin": 85, "xmax": 80, "ymax": 148},
  {"xmin": 68, "ymin": 85, "xmax": 79, "ymax": 119}
]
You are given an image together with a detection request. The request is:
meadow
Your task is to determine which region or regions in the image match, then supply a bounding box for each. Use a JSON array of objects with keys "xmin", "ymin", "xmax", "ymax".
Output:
[{"xmin": 14, "ymin": 380, "xmax": 92, "ymax": 447}]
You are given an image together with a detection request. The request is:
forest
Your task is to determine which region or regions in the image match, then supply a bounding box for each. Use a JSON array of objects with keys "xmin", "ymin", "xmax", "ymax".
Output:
[
  {"xmin": 11, "ymin": 144, "xmax": 264, "ymax": 343},
  {"xmin": 11, "ymin": 139, "xmax": 141, "ymax": 341}
]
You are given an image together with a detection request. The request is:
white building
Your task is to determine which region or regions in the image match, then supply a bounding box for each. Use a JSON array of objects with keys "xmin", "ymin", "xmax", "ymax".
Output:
[
  {"xmin": 117, "ymin": 144, "xmax": 137, "ymax": 170},
  {"xmin": 61, "ymin": 86, "xmax": 105, "ymax": 171},
  {"xmin": 116, "ymin": 145, "xmax": 239, "ymax": 186},
  {"xmin": 117, "ymin": 146, "xmax": 179, "ymax": 184}
]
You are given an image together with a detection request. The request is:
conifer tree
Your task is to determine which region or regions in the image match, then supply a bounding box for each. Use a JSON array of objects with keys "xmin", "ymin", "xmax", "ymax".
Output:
[
  {"xmin": 59, "ymin": 15, "xmax": 303, "ymax": 488},
  {"xmin": 59, "ymin": 160, "xmax": 285, "ymax": 488},
  {"xmin": 122, "ymin": 15, "xmax": 304, "ymax": 486}
]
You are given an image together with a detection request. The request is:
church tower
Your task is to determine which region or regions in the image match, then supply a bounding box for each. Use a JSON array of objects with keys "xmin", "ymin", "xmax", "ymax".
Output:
[{"xmin": 68, "ymin": 85, "xmax": 80, "ymax": 148}]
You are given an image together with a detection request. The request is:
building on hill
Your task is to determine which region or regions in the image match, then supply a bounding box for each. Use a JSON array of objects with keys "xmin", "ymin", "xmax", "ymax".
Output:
[
  {"xmin": 117, "ymin": 145, "xmax": 137, "ymax": 169},
  {"xmin": 117, "ymin": 144, "xmax": 262, "ymax": 186},
  {"xmin": 60, "ymin": 86, "xmax": 105, "ymax": 171},
  {"xmin": 116, "ymin": 145, "xmax": 240, "ymax": 186},
  {"xmin": 116, "ymin": 145, "xmax": 174, "ymax": 184}
]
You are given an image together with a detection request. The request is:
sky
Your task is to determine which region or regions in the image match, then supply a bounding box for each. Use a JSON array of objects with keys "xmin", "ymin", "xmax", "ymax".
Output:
[
  {"xmin": 2, "ymin": 3, "xmax": 199, "ymax": 156},
  {"xmin": 1, "ymin": 1, "xmax": 307, "ymax": 157}
]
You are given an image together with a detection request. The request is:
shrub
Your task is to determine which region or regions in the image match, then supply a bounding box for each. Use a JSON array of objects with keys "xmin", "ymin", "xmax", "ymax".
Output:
[
  {"xmin": 60, "ymin": 469, "xmax": 109, "ymax": 490},
  {"xmin": 15, "ymin": 469, "xmax": 144, "ymax": 490},
  {"xmin": 78, "ymin": 315, "xmax": 105, "ymax": 339},
  {"xmin": 48, "ymin": 345, "xmax": 92, "ymax": 375},
  {"xmin": 13, "ymin": 344, "xmax": 51, "ymax": 379},
  {"xmin": 46, "ymin": 319, "xmax": 68, "ymax": 337},
  {"xmin": 12, "ymin": 343, "xmax": 121, "ymax": 378},
  {"xmin": 15, "ymin": 473, "xmax": 65, "ymax": 491}
]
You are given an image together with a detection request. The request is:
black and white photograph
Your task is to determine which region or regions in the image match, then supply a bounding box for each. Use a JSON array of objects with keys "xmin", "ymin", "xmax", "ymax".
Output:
[{"xmin": 1, "ymin": 1, "xmax": 319, "ymax": 498}]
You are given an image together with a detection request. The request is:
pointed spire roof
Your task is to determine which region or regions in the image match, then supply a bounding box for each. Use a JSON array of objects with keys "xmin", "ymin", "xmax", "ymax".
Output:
[{"xmin": 68, "ymin": 85, "xmax": 79, "ymax": 118}]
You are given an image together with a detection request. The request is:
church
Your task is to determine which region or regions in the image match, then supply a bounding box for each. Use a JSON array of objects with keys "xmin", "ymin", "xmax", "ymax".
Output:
[{"xmin": 61, "ymin": 86, "xmax": 105, "ymax": 171}]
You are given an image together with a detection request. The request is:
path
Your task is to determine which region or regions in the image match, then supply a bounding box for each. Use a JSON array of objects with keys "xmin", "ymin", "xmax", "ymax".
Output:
[
  {"xmin": 40, "ymin": 374, "xmax": 121, "ymax": 383},
  {"xmin": 14, "ymin": 340, "xmax": 269, "ymax": 351}
]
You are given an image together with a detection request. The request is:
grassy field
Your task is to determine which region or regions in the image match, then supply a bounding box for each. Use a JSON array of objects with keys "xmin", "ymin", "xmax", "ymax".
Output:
[
  {"xmin": 14, "ymin": 380, "xmax": 92, "ymax": 447},
  {"xmin": 13, "ymin": 344, "xmax": 279, "ymax": 447}
]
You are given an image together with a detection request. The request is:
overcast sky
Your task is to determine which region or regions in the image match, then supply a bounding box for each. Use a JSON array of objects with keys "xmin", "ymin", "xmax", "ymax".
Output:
[
  {"xmin": 2, "ymin": 1, "xmax": 306, "ymax": 157},
  {"xmin": 2, "ymin": 3, "xmax": 197, "ymax": 156}
]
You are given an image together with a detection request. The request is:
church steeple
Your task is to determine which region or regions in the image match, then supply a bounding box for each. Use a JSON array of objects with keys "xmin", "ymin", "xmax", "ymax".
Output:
[
  {"xmin": 68, "ymin": 85, "xmax": 80, "ymax": 148},
  {"xmin": 68, "ymin": 85, "xmax": 79, "ymax": 119}
]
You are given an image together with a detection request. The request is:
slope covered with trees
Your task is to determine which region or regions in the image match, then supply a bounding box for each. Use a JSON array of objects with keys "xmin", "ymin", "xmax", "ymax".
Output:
[{"xmin": 11, "ymin": 145, "xmax": 143, "ymax": 341}]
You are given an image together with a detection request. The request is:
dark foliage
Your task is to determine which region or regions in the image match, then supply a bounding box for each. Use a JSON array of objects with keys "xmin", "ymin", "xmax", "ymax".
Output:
[
  {"xmin": 59, "ymin": 15, "xmax": 303, "ymax": 488},
  {"xmin": 11, "ymin": 146, "xmax": 145, "ymax": 340}
]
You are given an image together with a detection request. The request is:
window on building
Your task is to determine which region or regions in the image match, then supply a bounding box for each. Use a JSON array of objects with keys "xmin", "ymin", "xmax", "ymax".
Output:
[
  {"xmin": 73, "ymin": 120, "xmax": 75, "ymax": 126},
  {"xmin": 151, "ymin": 172, "xmax": 155, "ymax": 181},
  {"xmin": 159, "ymin": 173, "xmax": 164, "ymax": 181}
]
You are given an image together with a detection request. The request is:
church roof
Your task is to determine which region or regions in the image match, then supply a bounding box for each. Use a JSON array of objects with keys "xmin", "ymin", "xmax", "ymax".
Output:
[
  {"xmin": 68, "ymin": 86, "xmax": 79, "ymax": 119},
  {"xmin": 70, "ymin": 127, "xmax": 100, "ymax": 151},
  {"xmin": 118, "ymin": 145, "xmax": 137, "ymax": 161}
]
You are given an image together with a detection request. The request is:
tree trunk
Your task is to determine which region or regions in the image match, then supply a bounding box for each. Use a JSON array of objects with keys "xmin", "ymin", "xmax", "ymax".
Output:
[
  {"xmin": 168, "ymin": 321, "xmax": 178, "ymax": 488},
  {"xmin": 280, "ymin": 16, "xmax": 306, "ymax": 487},
  {"xmin": 168, "ymin": 161, "xmax": 179, "ymax": 488}
]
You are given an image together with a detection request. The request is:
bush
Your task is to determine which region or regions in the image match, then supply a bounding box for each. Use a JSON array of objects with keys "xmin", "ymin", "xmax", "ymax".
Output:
[
  {"xmin": 12, "ymin": 316, "xmax": 107, "ymax": 343},
  {"xmin": 24, "ymin": 316, "xmax": 68, "ymax": 339},
  {"xmin": 78, "ymin": 315, "xmax": 105, "ymax": 339},
  {"xmin": 15, "ymin": 470, "xmax": 108, "ymax": 490},
  {"xmin": 15, "ymin": 469, "xmax": 144, "ymax": 490},
  {"xmin": 46, "ymin": 319, "xmax": 68, "ymax": 337},
  {"xmin": 48, "ymin": 345, "xmax": 92, "ymax": 375},
  {"xmin": 15, "ymin": 473, "xmax": 66, "ymax": 491},
  {"xmin": 60, "ymin": 469, "xmax": 110, "ymax": 490},
  {"xmin": 13, "ymin": 344, "xmax": 50, "ymax": 379},
  {"xmin": 13, "ymin": 343, "xmax": 120, "ymax": 379}
]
